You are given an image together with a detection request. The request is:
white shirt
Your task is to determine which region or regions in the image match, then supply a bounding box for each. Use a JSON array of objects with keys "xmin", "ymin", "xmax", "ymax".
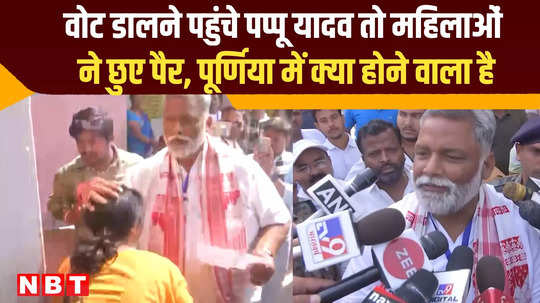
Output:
[
  {"xmin": 126, "ymin": 139, "xmax": 291, "ymax": 303},
  {"xmin": 323, "ymin": 135, "xmax": 362, "ymax": 180},
  {"xmin": 345, "ymin": 155, "xmax": 413, "ymax": 182},
  {"xmin": 275, "ymin": 150, "xmax": 293, "ymax": 176},
  {"xmin": 348, "ymin": 169, "xmax": 415, "ymax": 221},
  {"xmin": 509, "ymin": 144, "xmax": 522, "ymax": 174},
  {"xmin": 337, "ymin": 185, "xmax": 540, "ymax": 303},
  {"xmin": 301, "ymin": 128, "xmax": 326, "ymax": 143}
]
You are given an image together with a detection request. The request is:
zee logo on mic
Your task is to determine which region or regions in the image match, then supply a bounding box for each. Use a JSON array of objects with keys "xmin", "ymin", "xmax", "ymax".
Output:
[{"xmin": 383, "ymin": 237, "xmax": 425, "ymax": 279}]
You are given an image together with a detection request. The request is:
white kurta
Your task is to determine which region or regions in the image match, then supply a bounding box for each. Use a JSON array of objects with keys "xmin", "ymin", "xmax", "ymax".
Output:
[
  {"xmin": 348, "ymin": 169, "xmax": 415, "ymax": 221},
  {"xmin": 125, "ymin": 139, "xmax": 291, "ymax": 303},
  {"xmin": 336, "ymin": 184, "xmax": 540, "ymax": 303}
]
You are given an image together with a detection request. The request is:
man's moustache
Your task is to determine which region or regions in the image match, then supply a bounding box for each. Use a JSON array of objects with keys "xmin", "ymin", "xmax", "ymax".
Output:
[
  {"xmin": 309, "ymin": 173, "xmax": 326, "ymax": 184},
  {"xmin": 168, "ymin": 136, "xmax": 191, "ymax": 143}
]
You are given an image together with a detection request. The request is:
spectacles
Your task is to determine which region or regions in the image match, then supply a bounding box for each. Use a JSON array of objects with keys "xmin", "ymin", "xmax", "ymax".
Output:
[{"xmin": 294, "ymin": 158, "xmax": 329, "ymax": 174}]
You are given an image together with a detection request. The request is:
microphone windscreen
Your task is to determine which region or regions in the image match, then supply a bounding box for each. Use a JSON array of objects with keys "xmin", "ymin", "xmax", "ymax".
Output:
[
  {"xmin": 518, "ymin": 200, "xmax": 540, "ymax": 229},
  {"xmin": 476, "ymin": 256, "xmax": 506, "ymax": 293},
  {"xmin": 503, "ymin": 182, "xmax": 526, "ymax": 201},
  {"xmin": 355, "ymin": 208, "xmax": 405, "ymax": 245},
  {"xmin": 345, "ymin": 168, "xmax": 378, "ymax": 196},
  {"xmin": 446, "ymin": 245, "xmax": 474, "ymax": 271},
  {"xmin": 420, "ymin": 230, "xmax": 449, "ymax": 260},
  {"xmin": 394, "ymin": 269, "xmax": 439, "ymax": 303}
]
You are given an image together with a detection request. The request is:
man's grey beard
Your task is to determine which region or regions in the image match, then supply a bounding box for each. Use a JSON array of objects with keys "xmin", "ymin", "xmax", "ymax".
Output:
[
  {"xmin": 167, "ymin": 133, "xmax": 204, "ymax": 160},
  {"xmin": 415, "ymin": 167, "xmax": 483, "ymax": 216}
]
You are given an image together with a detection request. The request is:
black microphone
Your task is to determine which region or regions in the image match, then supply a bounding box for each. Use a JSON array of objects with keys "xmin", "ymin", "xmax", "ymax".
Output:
[
  {"xmin": 446, "ymin": 246, "xmax": 474, "ymax": 272},
  {"xmin": 344, "ymin": 168, "xmax": 378, "ymax": 197},
  {"xmin": 472, "ymin": 256, "xmax": 514, "ymax": 303},
  {"xmin": 360, "ymin": 269, "xmax": 439, "ymax": 303},
  {"xmin": 355, "ymin": 208, "xmax": 406, "ymax": 245},
  {"xmin": 318, "ymin": 230, "xmax": 447, "ymax": 303},
  {"xmin": 394, "ymin": 269, "xmax": 439, "ymax": 303},
  {"xmin": 476, "ymin": 256, "xmax": 505, "ymax": 294},
  {"xmin": 517, "ymin": 199, "xmax": 540, "ymax": 229},
  {"xmin": 420, "ymin": 230, "xmax": 450, "ymax": 260}
]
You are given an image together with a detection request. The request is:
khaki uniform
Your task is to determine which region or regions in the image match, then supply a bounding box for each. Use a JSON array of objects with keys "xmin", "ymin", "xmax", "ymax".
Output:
[{"xmin": 47, "ymin": 146, "xmax": 142, "ymax": 221}]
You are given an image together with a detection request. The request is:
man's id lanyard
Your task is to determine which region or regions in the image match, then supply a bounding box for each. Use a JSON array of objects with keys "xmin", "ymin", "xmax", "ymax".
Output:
[
  {"xmin": 182, "ymin": 173, "xmax": 190, "ymax": 199},
  {"xmin": 428, "ymin": 212, "xmax": 473, "ymax": 260}
]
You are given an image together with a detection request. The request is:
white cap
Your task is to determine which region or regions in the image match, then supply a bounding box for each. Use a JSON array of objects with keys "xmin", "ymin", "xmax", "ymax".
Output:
[
  {"xmin": 292, "ymin": 139, "xmax": 328, "ymax": 165},
  {"xmin": 285, "ymin": 139, "xmax": 328, "ymax": 184}
]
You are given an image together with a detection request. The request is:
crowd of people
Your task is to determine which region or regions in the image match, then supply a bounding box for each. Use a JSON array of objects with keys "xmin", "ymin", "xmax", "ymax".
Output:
[
  {"xmin": 292, "ymin": 109, "xmax": 540, "ymax": 302},
  {"xmin": 43, "ymin": 102, "xmax": 540, "ymax": 302},
  {"xmin": 46, "ymin": 95, "xmax": 293, "ymax": 302}
]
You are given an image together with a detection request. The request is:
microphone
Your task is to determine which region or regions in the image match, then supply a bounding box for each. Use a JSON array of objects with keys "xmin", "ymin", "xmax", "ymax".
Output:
[
  {"xmin": 432, "ymin": 246, "xmax": 474, "ymax": 303},
  {"xmin": 344, "ymin": 168, "xmax": 378, "ymax": 197},
  {"xmin": 419, "ymin": 230, "xmax": 451, "ymax": 260},
  {"xmin": 445, "ymin": 246, "xmax": 474, "ymax": 271},
  {"xmin": 502, "ymin": 182, "xmax": 540, "ymax": 203},
  {"xmin": 306, "ymin": 171, "xmax": 377, "ymax": 222},
  {"xmin": 516, "ymin": 200, "xmax": 540, "ymax": 229},
  {"xmin": 372, "ymin": 230, "xmax": 448, "ymax": 290},
  {"xmin": 297, "ymin": 208, "xmax": 406, "ymax": 271},
  {"xmin": 361, "ymin": 269, "xmax": 439, "ymax": 303},
  {"xmin": 472, "ymin": 256, "xmax": 515, "ymax": 303},
  {"xmin": 393, "ymin": 269, "xmax": 439, "ymax": 303},
  {"xmin": 317, "ymin": 230, "xmax": 447, "ymax": 303}
]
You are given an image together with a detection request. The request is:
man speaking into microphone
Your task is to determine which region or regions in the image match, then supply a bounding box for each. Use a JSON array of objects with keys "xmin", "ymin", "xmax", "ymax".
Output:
[{"xmin": 338, "ymin": 110, "xmax": 540, "ymax": 303}]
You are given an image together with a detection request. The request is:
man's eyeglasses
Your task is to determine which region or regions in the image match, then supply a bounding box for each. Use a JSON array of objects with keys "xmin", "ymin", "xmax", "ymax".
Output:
[{"xmin": 294, "ymin": 158, "xmax": 329, "ymax": 174}]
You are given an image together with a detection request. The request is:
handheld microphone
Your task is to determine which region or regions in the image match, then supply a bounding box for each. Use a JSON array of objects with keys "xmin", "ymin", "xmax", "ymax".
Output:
[
  {"xmin": 344, "ymin": 168, "xmax": 378, "ymax": 197},
  {"xmin": 306, "ymin": 171, "xmax": 377, "ymax": 222},
  {"xmin": 317, "ymin": 230, "xmax": 447, "ymax": 303},
  {"xmin": 361, "ymin": 269, "xmax": 439, "ymax": 303},
  {"xmin": 472, "ymin": 256, "xmax": 515, "ymax": 303},
  {"xmin": 372, "ymin": 230, "xmax": 448, "ymax": 290},
  {"xmin": 394, "ymin": 269, "xmax": 440, "ymax": 303},
  {"xmin": 445, "ymin": 246, "xmax": 474, "ymax": 272},
  {"xmin": 297, "ymin": 208, "xmax": 406, "ymax": 272},
  {"xmin": 360, "ymin": 285, "xmax": 406, "ymax": 303},
  {"xmin": 502, "ymin": 182, "xmax": 540, "ymax": 203},
  {"xmin": 431, "ymin": 246, "xmax": 474, "ymax": 303},
  {"xmin": 517, "ymin": 199, "xmax": 540, "ymax": 229}
]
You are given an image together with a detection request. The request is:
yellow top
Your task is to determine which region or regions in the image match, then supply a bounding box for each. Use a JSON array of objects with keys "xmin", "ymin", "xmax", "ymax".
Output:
[{"xmin": 54, "ymin": 249, "xmax": 193, "ymax": 303}]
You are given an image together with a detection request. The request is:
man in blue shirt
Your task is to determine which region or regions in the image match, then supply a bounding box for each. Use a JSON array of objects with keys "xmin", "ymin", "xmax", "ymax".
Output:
[{"xmin": 344, "ymin": 110, "xmax": 398, "ymax": 138}]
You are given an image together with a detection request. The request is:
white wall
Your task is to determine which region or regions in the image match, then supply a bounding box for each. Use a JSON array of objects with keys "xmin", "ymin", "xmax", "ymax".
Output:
[{"xmin": 0, "ymin": 99, "xmax": 44, "ymax": 302}]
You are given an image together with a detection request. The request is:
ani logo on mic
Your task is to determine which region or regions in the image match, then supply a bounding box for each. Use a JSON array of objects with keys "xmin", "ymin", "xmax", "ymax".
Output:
[{"xmin": 308, "ymin": 217, "xmax": 348, "ymax": 263}]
